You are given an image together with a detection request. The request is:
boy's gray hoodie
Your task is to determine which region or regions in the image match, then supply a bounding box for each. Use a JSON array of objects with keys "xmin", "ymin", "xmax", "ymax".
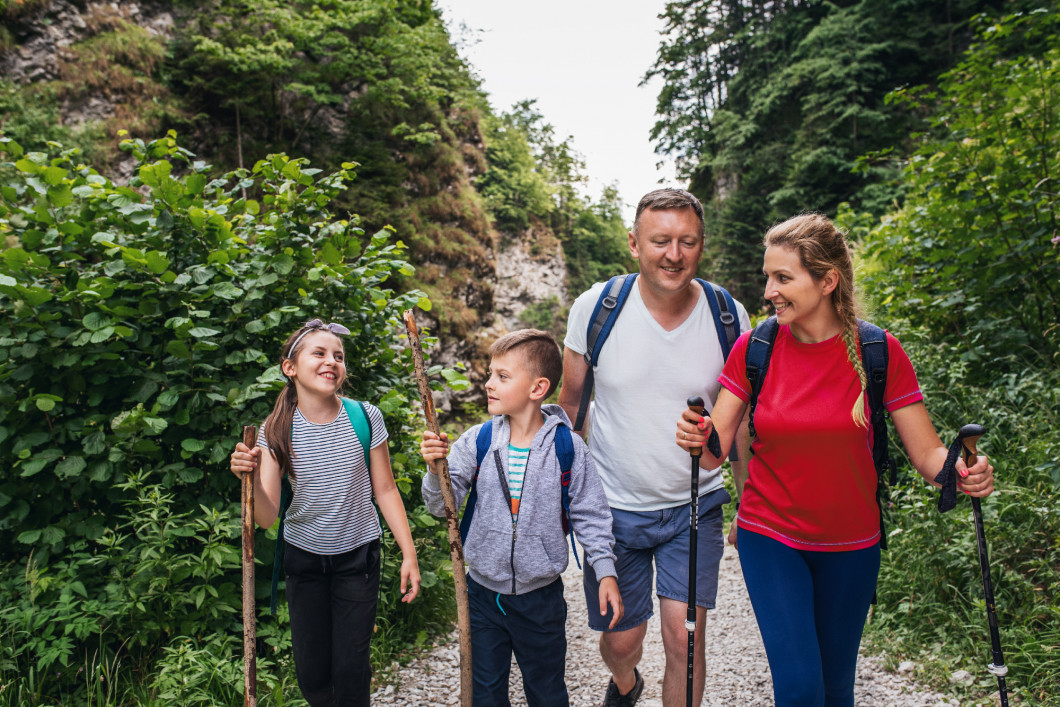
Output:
[{"xmin": 422, "ymin": 404, "xmax": 617, "ymax": 596}]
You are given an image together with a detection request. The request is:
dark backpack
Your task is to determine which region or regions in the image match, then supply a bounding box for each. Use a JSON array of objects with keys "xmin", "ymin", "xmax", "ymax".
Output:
[
  {"xmin": 270, "ymin": 398, "xmax": 373, "ymax": 614},
  {"xmin": 744, "ymin": 317, "xmax": 896, "ymax": 548},
  {"xmin": 459, "ymin": 420, "xmax": 582, "ymax": 568}
]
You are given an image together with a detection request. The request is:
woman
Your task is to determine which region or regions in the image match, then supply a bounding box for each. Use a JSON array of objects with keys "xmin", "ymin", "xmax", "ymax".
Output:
[{"xmin": 675, "ymin": 214, "xmax": 994, "ymax": 707}]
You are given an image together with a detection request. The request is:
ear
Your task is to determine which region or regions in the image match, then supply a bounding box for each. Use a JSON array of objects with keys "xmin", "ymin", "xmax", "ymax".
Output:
[
  {"xmin": 820, "ymin": 268, "xmax": 839, "ymax": 296},
  {"xmin": 528, "ymin": 377, "xmax": 551, "ymax": 402},
  {"xmin": 281, "ymin": 358, "xmax": 297, "ymax": 379},
  {"xmin": 628, "ymin": 230, "xmax": 640, "ymax": 259}
]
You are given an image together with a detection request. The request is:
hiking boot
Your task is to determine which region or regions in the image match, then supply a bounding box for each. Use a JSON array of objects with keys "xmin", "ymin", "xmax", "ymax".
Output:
[{"xmin": 600, "ymin": 667, "xmax": 644, "ymax": 706}]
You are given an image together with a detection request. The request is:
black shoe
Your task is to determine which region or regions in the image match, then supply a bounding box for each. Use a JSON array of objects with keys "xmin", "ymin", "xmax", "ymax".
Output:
[{"xmin": 600, "ymin": 667, "xmax": 644, "ymax": 706}]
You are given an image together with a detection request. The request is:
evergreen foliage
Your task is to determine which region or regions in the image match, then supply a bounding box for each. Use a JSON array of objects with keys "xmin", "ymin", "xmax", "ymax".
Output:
[{"xmin": 647, "ymin": 0, "xmax": 1026, "ymax": 304}]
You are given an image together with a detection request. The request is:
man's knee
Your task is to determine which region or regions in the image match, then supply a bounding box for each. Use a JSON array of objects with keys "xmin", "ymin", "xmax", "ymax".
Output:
[{"xmin": 600, "ymin": 623, "xmax": 647, "ymax": 663}]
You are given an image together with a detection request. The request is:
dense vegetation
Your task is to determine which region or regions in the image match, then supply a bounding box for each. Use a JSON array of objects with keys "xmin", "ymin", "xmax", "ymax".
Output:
[
  {"xmin": 651, "ymin": 2, "xmax": 1058, "ymax": 703},
  {"xmin": 0, "ymin": 133, "xmax": 461, "ymax": 704}
]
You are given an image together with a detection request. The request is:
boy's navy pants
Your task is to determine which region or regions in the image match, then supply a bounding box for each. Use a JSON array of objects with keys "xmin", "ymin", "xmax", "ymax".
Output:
[{"xmin": 467, "ymin": 574, "xmax": 569, "ymax": 707}]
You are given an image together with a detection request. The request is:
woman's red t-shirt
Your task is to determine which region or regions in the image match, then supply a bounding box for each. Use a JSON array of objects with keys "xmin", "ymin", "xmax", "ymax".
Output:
[{"xmin": 720, "ymin": 325, "xmax": 923, "ymax": 551}]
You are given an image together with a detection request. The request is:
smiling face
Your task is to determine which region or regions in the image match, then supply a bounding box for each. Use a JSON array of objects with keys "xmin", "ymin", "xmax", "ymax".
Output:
[
  {"xmin": 762, "ymin": 244, "xmax": 838, "ymax": 333},
  {"xmin": 281, "ymin": 329, "xmax": 346, "ymax": 399},
  {"xmin": 629, "ymin": 207, "xmax": 704, "ymax": 297}
]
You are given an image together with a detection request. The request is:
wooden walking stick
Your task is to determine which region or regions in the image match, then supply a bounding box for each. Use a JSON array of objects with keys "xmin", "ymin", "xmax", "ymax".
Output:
[
  {"xmin": 240, "ymin": 425, "xmax": 258, "ymax": 707},
  {"xmin": 402, "ymin": 310, "xmax": 472, "ymax": 707}
]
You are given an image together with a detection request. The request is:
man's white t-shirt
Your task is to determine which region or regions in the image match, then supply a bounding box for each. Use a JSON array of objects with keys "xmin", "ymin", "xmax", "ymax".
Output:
[{"xmin": 565, "ymin": 279, "xmax": 751, "ymax": 512}]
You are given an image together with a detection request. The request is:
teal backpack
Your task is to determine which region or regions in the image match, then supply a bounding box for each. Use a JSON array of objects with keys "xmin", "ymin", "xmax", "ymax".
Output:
[{"xmin": 269, "ymin": 398, "xmax": 373, "ymax": 614}]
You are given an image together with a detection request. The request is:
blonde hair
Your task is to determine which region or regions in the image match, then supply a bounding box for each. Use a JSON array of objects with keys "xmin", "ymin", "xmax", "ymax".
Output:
[{"xmin": 764, "ymin": 214, "xmax": 868, "ymax": 428}]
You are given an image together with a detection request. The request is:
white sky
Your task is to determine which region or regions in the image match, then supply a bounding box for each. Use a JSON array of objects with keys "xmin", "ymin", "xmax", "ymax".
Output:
[{"xmin": 435, "ymin": 0, "xmax": 678, "ymax": 225}]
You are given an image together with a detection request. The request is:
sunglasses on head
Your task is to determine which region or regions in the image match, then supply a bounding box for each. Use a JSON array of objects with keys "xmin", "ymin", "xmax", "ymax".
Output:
[{"xmin": 287, "ymin": 319, "xmax": 350, "ymax": 357}]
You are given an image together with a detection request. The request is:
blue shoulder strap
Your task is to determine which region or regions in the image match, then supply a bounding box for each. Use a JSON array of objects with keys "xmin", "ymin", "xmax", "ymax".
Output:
[
  {"xmin": 271, "ymin": 399, "xmax": 373, "ymax": 614},
  {"xmin": 553, "ymin": 424, "xmax": 581, "ymax": 569},
  {"xmin": 574, "ymin": 274, "xmax": 637, "ymax": 432},
  {"xmin": 458, "ymin": 421, "xmax": 494, "ymax": 545},
  {"xmin": 745, "ymin": 316, "xmax": 780, "ymax": 440},
  {"xmin": 696, "ymin": 278, "xmax": 741, "ymax": 360},
  {"xmin": 857, "ymin": 320, "xmax": 893, "ymax": 550}
]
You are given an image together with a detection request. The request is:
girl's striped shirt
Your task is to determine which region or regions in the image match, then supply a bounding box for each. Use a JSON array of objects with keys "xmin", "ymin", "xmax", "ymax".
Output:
[{"xmin": 259, "ymin": 401, "xmax": 387, "ymax": 555}]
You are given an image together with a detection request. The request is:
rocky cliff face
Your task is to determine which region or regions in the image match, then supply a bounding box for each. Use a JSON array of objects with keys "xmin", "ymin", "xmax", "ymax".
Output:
[{"xmin": 428, "ymin": 225, "xmax": 568, "ymax": 416}]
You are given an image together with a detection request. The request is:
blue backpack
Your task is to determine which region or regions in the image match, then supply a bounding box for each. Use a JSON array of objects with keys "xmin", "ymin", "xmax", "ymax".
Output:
[
  {"xmin": 744, "ymin": 317, "xmax": 896, "ymax": 548},
  {"xmin": 458, "ymin": 420, "xmax": 582, "ymax": 568},
  {"xmin": 269, "ymin": 398, "xmax": 373, "ymax": 614}
]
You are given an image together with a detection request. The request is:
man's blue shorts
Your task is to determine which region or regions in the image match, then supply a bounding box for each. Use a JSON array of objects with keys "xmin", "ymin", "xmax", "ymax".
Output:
[{"xmin": 582, "ymin": 487, "xmax": 730, "ymax": 632}]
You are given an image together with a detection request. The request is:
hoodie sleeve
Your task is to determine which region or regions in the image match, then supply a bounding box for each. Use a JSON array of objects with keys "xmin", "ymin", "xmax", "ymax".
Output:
[
  {"xmin": 421, "ymin": 422, "xmax": 483, "ymax": 518},
  {"xmin": 566, "ymin": 434, "xmax": 617, "ymax": 579}
]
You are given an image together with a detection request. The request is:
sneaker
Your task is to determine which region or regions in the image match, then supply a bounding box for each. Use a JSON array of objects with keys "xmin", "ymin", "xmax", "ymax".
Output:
[{"xmin": 600, "ymin": 667, "xmax": 644, "ymax": 706}]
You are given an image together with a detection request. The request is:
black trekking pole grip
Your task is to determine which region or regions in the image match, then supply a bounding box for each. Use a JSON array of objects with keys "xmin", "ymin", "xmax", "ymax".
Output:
[{"xmin": 957, "ymin": 424, "xmax": 1009, "ymax": 707}]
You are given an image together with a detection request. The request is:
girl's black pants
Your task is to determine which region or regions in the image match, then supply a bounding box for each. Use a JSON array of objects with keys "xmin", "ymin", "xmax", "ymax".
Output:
[{"xmin": 285, "ymin": 539, "xmax": 381, "ymax": 707}]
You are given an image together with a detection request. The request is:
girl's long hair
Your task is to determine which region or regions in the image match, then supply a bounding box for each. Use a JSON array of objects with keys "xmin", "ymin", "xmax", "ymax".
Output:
[
  {"xmin": 262, "ymin": 325, "xmax": 346, "ymax": 478},
  {"xmin": 764, "ymin": 213, "xmax": 869, "ymax": 429}
]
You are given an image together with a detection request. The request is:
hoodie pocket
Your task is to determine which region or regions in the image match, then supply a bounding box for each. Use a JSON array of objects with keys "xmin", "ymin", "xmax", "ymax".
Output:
[
  {"xmin": 517, "ymin": 532, "xmax": 567, "ymax": 586},
  {"xmin": 465, "ymin": 528, "xmax": 514, "ymax": 583}
]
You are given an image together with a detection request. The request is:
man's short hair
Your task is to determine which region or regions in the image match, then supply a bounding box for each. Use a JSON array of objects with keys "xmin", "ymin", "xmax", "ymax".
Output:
[
  {"xmin": 489, "ymin": 329, "xmax": 563, "ymax": 399},
  {"xmin": 633, "ymin": 188, "xmax": 705, "ymax": 237}
]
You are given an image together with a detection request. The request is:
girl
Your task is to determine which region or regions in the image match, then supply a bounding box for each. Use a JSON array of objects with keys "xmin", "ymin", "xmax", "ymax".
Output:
[
  {"xmin": 675, "ymin": 214, "xmax": 994, "ymax": 707},
  {"xmin": 231, "ymin": 319, "xmax": 420, "ymax": 707}
]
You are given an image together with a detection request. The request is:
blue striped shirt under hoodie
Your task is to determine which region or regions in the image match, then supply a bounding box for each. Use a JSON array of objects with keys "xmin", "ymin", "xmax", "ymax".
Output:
[
  {"xmin": 422, "ymin": 404, "xmax": 617, "ymax": 595},
  {"xmin": 258, "ymin": 402, "xmax": 387, "ymax": 555}
]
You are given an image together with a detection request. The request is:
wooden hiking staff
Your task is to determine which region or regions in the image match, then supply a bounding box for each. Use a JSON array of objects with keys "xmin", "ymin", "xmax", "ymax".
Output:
[
  {"xmin": 402, "ymin": 309, "xmax": 472, "ymax": 707},
  {"xmin": 240, "ymin": 425, "xmax": 258, "ymax": 707}
]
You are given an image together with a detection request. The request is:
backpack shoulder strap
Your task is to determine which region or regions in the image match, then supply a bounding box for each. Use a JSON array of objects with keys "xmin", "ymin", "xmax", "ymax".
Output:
[
  {"xmin": 857, "ymin": 319, "xmax": 894, "ymax": 551},
  {"xmin": 341, "ymin": 398, "xmax": 373, "ymax": 472},
  {"xmin": 553, "ymin": 424, "xmax": 581, "ymax": 568},
  {"xmin": 459, "ymin": 420, "xmax": 494, "ymax": 544},
  {"xmin": 574, "ymin": 274, "xmax": 638, "ymax": 432},
  {"xmin": 745, "ymin": 316, "xmax": 780, "ymax": 439},
  {"xmin": 696, "ymin": 278, "xmax": 741, "ymax": 360}
]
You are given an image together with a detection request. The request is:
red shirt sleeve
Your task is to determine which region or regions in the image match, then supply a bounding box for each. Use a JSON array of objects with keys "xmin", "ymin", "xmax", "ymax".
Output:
[
  {"xmin": 883, "ymin": 332, "xmax": 923, "ymax": 411},
  {"xmin": 719, "ymin": 331, "xmax": 753, "ymax": 403}
]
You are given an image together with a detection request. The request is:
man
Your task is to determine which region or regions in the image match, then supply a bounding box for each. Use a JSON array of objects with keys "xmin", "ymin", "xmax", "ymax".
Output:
[{"xmin": 558, "ymin": 188, "xmax": 752, "ymax": 707}]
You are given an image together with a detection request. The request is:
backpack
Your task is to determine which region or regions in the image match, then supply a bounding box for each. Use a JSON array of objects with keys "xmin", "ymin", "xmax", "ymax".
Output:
[
  {"xmin": 573, "ymin": 274, "xmax": 742, "ymax": 447},
  {"xmin": 744, "ymin": 317, "xmax": 896, "ymax": 549},
  {"xmin": 269, "ymin": 397, "xmax": 373, "ymax": 614},
  {"xmin": 459, "ymin": 420, "xmax": 583, "ymax": 569}
]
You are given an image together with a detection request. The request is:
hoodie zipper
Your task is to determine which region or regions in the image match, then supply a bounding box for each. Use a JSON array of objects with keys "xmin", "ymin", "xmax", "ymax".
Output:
[{"xmin": 493, "ymin": 448, "xmax": 519, "ymax": 595}]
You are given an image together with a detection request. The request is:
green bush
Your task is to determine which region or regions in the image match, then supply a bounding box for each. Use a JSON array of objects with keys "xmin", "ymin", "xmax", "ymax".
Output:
[{"xmin": 0, "ymin": 132, "xmax": 455, "ymax": 703}]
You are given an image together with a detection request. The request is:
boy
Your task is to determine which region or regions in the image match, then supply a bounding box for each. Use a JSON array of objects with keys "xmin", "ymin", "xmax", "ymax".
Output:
[{"xmin": 421, "ymin": 329, "xmax": 623, "ymax": 706}]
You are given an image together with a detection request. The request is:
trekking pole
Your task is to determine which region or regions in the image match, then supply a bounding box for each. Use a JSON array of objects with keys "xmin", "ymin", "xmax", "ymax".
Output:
[
  {"xmin": 685, "ymin": 396, "xmax": 702, "ymax": 707},
  {"xmin": 956, "ymin": 424, "xmax": 1009, "ymax": 706},
  {"xmin": 402, "ymin": 310, "xmax": 472, "ymax": 707},
  {"xmin": 240, "ymin": 425, "xmax": 258, "ymax": 707}
]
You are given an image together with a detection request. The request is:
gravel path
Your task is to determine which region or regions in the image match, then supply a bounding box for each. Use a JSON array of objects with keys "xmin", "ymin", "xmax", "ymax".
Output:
[{"xmin": 372, "ymin": 545, "xmax": 962, "ymax": 706}]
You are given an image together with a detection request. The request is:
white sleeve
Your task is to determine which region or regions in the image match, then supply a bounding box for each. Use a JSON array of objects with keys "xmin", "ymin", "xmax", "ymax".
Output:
[{"xmin": 563, "ymin": 282, "xmax": 607, "ymax": 356}]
